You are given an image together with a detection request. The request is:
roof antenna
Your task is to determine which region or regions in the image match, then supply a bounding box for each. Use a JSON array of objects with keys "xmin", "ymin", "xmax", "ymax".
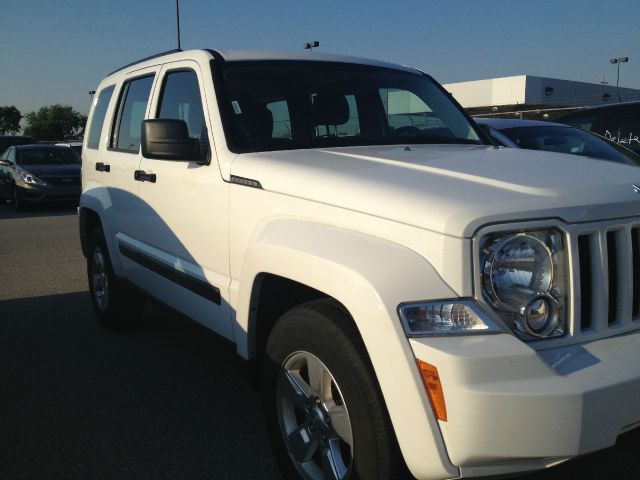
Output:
[{"xmin": 176, "ymin": 0, "xmax": 182, "ymax": 51}]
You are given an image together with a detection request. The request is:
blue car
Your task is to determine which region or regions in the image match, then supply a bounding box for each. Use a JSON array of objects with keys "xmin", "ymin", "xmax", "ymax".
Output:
[{"xmin": 475, "ymin": 117, "xmax": 640, "ymax": 165}]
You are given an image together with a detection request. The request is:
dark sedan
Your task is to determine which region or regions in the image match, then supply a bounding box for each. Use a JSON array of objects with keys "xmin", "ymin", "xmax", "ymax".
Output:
[
  {"xmin": 555, "ymin": 101, "xmax": 640, "ymax": 155},
  {"xmin": 475, "ymin": 117, "xmax": 640, "ymax": 165},
  {"xmin": 0, "ymin": 145, "xmax": 81, "ymax": 210}
]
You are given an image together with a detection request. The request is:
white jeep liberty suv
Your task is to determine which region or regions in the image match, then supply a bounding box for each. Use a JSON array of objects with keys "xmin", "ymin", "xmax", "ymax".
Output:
[{"xmin": 79, "ymin": 49, "xmax": 640, "ymax": 480}]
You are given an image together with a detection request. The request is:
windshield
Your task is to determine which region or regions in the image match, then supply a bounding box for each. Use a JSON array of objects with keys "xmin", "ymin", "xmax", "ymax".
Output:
[
  {"xmin": 500, "ymin": 125, "xmax": 634, "ymax": 165},
  {"xmin": 215, "ymin": 61, "xmax": 483, "ymax": 153},
  {"xmin": 16, "ymin": 147, "xmax": 80, "ymax": 165}
]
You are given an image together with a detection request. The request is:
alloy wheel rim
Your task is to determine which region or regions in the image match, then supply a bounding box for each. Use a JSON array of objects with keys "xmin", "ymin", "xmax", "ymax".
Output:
[
  {"xmin": 277, "ymin": 351, "xmax": 353, "ymax": 480},
  {"xmin": 92, "ymin": 247, "xmax": 109, "ymax": 311}
]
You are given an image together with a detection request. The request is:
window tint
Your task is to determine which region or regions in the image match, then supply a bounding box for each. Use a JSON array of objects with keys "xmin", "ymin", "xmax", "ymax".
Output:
[
  {"xmin": 603, "ymin": 111, "xmax": 640, "ymax": 149},
  {"xmin": 380, "ymin": 88, "xmax": 446, "ymax": 131},
  {"xmin": 113, "ymin": 75, "xmax": 154, "ymax": 152},
  {"xmin": 561, "ymin": 113, "xmax": 596, "ymax": 131},
  {"xmin": 267, "ymin": 101, "xmax": 291, "ymax": 139},
  {"xmin": 313, "ymin": 93, "xmax": 360, "ymax": 138},
  {"xmin": 17, "ymin": 147, "xmax": 80, "ymax": 165},
  {"xmin": 87, "ymin": 85, "xmax": 115, "ymax": 149},
  {"xmin": 500, "ymin": 125, "xmax": 632, "ymax": 164},
  {"xmin": 158, "ymin": 70, "xmax": 206, "ymax": 138},
  {"xmin": 219, "ymin": 62, "xmax": 481, "ymax": 153}
]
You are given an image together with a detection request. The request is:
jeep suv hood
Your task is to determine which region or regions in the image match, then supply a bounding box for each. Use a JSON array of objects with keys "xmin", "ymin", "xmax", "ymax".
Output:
[{"xmin": 231, "ymin": 145, "xmax": 640, "ymax": 237}]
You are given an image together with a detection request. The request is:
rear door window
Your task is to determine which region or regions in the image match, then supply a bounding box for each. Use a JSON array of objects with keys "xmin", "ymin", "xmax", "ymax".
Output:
[{"xmin": 112, "ymin": 75, "xmax": 155, "ymax": 152}]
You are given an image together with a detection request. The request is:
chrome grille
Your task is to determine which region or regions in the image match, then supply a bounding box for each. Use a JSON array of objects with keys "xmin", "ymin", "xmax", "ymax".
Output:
[{"xmin": 572, "ymin": 221, "xmax": 640, "ymax": 340}]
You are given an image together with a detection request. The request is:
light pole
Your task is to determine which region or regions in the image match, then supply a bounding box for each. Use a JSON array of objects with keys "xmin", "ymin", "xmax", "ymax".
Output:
[{"xmin": 610, "ymin": 56, "xmax": 628, "ymax": 87}]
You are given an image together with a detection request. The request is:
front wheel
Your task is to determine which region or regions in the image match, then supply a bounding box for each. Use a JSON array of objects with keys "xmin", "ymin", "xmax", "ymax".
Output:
[
  {"xmin": 262, "ymin": 299, "xmax": 410, "ymax": 480},
  {"xmin": 87, "ymin": 227, "xmax": 145, "ymax": 330},
  {"xmin": 12, "ymin": 185, "xmax": 25, "ymax": 211}
]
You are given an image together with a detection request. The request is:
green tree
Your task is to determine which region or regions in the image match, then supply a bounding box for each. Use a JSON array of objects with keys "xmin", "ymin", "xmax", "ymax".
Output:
[
  {"xmin": 0, "ymin": 105, "xmax": 22, "ymax": 135},
  {"xmin": 24, "ymin": 104, "xmax": 87, "ymax": 140}
]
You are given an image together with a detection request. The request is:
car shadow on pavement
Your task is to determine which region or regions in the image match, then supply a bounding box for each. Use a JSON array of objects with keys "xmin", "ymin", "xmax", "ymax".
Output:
[
  {"xmin": 0, "ymin": 201, "xmax": 77, "ymax": 219},
  {"xmin": 0, "ymin": 291, "xmax": 282, "ymax": 480},
  {"xmin": 2, "ymin": 290, "xmax": 638, "ymax": 479}
]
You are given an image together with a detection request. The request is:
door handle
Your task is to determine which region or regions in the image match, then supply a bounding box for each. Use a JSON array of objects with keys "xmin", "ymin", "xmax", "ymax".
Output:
[
  {"xmin": 134, "ymin": 170, "xmax": 157, "ymax": 183},
  {"xmin": 95, "ymin": 162, "xmax": 110, "ymax": 172}
]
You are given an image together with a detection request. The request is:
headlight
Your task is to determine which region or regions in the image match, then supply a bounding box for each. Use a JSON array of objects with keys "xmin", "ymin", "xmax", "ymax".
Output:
[
  {"xmin": 481, "ymin": 230, "xmax": 566, "ymax": 340},
  {"xmin": 398, "ymin": 299, "xmax": 502, "ymax": 336},
  {"xmin": 19, "ymin": 169, "xmax": 46, "ymax": 186}
]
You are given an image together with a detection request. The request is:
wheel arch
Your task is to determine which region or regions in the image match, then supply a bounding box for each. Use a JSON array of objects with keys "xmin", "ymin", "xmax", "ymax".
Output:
[
  {"xmin": 79, "ymin": 206, "xmax": 103, "ymax": 258},
  {"xmin": 234, "ymin": 219, "xmax": 460, "ymax": 479}
]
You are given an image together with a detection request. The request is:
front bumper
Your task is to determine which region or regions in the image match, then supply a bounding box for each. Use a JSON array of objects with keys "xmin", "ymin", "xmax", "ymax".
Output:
[
  {"xmin": 19, "ymin": 184, "xmax": 81, "ymax": 202},
  {"xmin": 410, "ymin": 329, "xmax": 640, "ymax": 478}
]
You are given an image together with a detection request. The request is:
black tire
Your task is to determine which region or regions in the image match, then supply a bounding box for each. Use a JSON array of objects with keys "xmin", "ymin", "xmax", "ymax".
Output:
[
  {"xmin": 12, "ymin": 185, "xmax": 25, "ymax": 211},
  {"xmin": 262, "ymin": 299, "xmax": 410, "ymax": 480},
  {"xmin": 87, "ymin": 227, "xmax": 145, "ymax": 330}
]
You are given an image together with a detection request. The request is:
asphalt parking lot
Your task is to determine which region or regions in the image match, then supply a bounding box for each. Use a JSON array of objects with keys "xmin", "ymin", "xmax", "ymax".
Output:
[{"xmin": 1, "ymin": 202, "xmax": 639, "ymax": 479}]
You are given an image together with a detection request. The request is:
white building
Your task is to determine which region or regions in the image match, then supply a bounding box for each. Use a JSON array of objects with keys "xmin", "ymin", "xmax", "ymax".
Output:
[{"xmin": 443, "ymin": 75, "xmax": 640, "ymax": 111}]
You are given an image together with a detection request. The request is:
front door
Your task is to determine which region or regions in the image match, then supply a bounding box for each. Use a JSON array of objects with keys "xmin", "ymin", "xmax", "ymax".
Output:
[{"xmin": 134, "ymin": 61, "xmax": 232, "ymax": 339}]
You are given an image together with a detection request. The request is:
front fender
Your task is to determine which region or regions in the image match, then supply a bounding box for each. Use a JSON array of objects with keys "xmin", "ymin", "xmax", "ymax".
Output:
[{"xmin": 234, "ymin": 219, "xmax": 460, "ymax": 479}]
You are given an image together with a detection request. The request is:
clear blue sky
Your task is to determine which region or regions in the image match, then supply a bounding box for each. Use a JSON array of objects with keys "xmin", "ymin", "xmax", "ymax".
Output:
[{"xmin": 1, "ymin": 0, "xmax": 638, "ymax": 117}]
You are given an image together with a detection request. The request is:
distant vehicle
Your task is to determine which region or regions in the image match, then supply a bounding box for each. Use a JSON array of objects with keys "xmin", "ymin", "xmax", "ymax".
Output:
[
  {"xmin": 55, "ymin": 141, "xmax": 83, "ymax": 156},
  {"xmin": 475, "ymin": 117, "xmax": 639, "ymax": 165},
  {"xmin": 555, "ymin": 101, "xmax": 640, "ymax": 155},
  {"xmin": 0, "ymin": 144, "xmax": 81, "ymax": 210},
  {"xmin": 0, "ymin": 135, "xmax": 37, "ymax": 156}
]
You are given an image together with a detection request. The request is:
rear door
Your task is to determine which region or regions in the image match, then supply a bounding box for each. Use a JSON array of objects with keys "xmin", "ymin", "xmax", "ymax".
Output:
[
  {"xmin": 132, "ymin": 60, "xmax": 232, "ymax": 338},
  {"xmin": 101, "ymin": 68, "xmax": 159, "ymax": 275}
]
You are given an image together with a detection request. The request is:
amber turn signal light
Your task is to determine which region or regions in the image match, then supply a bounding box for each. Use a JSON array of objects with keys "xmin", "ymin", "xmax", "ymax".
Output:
[{"xmin": 416, "ymin": 360, "xmax": 447, "ymax": 422}]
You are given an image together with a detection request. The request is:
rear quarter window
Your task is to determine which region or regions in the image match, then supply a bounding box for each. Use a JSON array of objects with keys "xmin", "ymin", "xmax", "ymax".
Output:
[{"xmin": 87, "ymin": 85, "xmax": 115, "ymax": 149}]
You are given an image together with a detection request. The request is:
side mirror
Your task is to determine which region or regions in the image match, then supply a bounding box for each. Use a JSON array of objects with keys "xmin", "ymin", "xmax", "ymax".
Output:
[
  {"xmin": 0, "ymin": 159, "xmax": 11, "ymax": 166},
  {"xmin": 141, "ymin": 119, "xmax": 200, "ymax": 161}
]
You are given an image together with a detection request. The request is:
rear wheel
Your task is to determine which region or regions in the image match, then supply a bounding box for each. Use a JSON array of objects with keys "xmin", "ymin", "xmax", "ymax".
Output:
[
  {"xmin": 87, "ymin": 227, "xmax": 145, "ymax": 330},
  {"xmin": 262, "ymin": 299, "xmax": 409, "ymax": 480}
]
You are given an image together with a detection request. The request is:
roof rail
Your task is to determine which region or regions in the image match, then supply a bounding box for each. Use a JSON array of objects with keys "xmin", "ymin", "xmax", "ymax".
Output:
[{"xmin": 107, "ymin": 49, "xmax": 183, "ymax": 76}]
